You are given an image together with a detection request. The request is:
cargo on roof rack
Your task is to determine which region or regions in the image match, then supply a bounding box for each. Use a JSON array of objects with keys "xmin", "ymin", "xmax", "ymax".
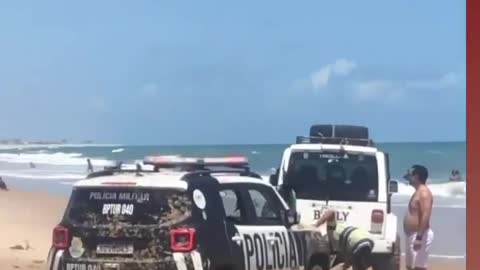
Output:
[{"xmin": 309, "ymin": 124, "xmax": 369, "ymax": 139}]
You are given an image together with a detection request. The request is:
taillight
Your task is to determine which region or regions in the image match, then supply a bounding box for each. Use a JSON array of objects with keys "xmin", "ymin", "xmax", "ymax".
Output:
[
  {"xmin": 52, "ymin": 225, "xmax": 70, "ymax": 249},
  {"xmin": 170, "ymin": 228, "xmax": 196, "ymax": 252},
  {"xmin": 370, "ymin": 210, "xmax": 384, "ymax": 234}
]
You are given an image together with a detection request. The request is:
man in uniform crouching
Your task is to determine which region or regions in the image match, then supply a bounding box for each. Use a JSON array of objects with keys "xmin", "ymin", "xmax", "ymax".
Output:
[{"xmin": 314, "ymin": 209, "xmax": 374, "ymax": 270}]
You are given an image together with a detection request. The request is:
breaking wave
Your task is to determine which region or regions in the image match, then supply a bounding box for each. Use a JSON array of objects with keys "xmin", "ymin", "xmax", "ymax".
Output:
[
  {"xmin": 260, "ymin": 175, "xmax": 466, "ymax": 198},
  {"xmin": 0, "ymin": 152, "xmax": 114, "ymax": 166},
  {"xmin": 396, "ymin": 179, "xmax": 466, "ymax": 197},
  {"xmin": 0, "ymin": 171, "xmax": 85, "ymax": 180},
  {"xmin": 0, "ymin": 151, "xmax": 466, "ymax": 198}
]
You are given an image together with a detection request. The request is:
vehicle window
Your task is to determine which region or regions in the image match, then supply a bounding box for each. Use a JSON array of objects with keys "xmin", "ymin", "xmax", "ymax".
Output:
[
  {"xmin": 287, "ymin": 151, "xmax": 379, "ymax": 202},
  {"xmin": 247, "ymin": 188, "xmax": 283, "ymax": 225},
  {"xmin": 66, "ymin": 188, "xmax": 192, "ymax": 226},
  {"xmin": 219, "ymin": 189, "xmax": 246, "ymax": 224}
]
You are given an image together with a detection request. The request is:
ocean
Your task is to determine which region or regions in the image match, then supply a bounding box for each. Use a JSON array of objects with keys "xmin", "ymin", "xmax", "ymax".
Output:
[
  {"xmin": 0, "ymin": 142, "xmax": 466, "ymax": 260},
  {"xmin": 0, "ymin": 142, "xmax": 467, "ymax": 188}
]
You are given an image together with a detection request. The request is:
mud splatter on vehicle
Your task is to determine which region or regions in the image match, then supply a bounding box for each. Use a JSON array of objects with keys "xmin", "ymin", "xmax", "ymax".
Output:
[{"xmin": 50, "ymin": 187, "xmax": 198, "ymax": 270}]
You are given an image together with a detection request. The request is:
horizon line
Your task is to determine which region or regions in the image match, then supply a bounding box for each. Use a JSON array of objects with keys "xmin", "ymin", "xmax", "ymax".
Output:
[
  {"xmin": 0, "ymin": 140, "xmax": 467, "ymax": 147},
  {"xmin": 98, "ymin": 140, "xmax": 467, "ymax": 147}
]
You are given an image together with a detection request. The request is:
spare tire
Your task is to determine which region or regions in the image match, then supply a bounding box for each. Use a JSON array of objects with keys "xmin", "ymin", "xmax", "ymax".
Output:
[
  {"xmin": 334, "ymin": 125, "xmax": 369, "ymax": 139},
  {"xmin": 309, "ymin": 125, "xmax": 334, "ymax": 137}
]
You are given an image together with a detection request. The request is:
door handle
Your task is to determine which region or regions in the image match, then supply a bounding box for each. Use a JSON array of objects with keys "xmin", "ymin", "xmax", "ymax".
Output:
[{"xmin": 232, "ymin": 235, "xmax": 243, "ymax": 244}]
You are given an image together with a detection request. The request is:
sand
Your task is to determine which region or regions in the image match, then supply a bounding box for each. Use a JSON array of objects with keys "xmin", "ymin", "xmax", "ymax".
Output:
[
  {"xmin": 0, "ymin": 189, "xmax": 465, "ymax": 270},
  {"xmin": 0, "ymin": 189, "xmax": 66, "ymax": 270}
]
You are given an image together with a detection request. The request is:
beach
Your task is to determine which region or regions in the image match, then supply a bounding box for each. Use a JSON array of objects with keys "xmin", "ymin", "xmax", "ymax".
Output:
[
  {"xmin": 0, "ymin": 188, "xmax": 465, "ymax": 270},
  {"xmin": 0, "ymin": 142, "xmax": 466, "ymax": 269},
  {"xmin": 0, "ymin": 189, "xmax": 66, "ymax": 270}
]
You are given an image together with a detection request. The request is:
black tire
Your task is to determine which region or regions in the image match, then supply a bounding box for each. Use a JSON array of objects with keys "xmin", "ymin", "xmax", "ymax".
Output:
[
  {"xmin": 307, "ymin": 254, "xmax": 329, "ymax": 270},
  {"xmin": 371, "ymin": 234, "xmax": 401, "ymax": 270}
]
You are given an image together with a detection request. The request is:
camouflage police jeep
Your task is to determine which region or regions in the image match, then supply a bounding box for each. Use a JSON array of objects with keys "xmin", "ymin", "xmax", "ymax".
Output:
[{"xmin": 47, "ymin": 155, "xmax": 331, "ymax": 270}]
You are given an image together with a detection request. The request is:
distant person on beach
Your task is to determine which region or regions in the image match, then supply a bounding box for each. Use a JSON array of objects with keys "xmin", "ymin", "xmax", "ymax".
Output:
[
  {"xmin": 0, "ymin": 176, "xmax": 7, "ymax": 191},
  {"xmin": 87, "ymin": 159, "xmax": 93, "ymax": 173},
  {"xmin": 403, "ymin": 165, "xmax": 434, "ymax": 270},
  {"xmin": 29, "ymin": 162, "xmax": 35, "ymax": 168},
  {"xmin": 449, "ymin": 169, "xmax": 463, "ymax": 182}
]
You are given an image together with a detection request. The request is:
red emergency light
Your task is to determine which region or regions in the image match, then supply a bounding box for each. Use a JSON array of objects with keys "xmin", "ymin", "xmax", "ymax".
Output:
[{"xmin": 143, "ymin": 155, "xmax": 249, "ymax": 168}]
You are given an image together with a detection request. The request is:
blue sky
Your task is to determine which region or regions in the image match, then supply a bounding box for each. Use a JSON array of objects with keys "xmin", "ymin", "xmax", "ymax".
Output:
[{"xmin": 0, "ymin": 1, "xmax": 466, "ymax": 144}]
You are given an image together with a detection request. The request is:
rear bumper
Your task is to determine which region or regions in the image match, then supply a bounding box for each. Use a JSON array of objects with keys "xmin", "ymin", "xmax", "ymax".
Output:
[
  {"xmin": 61, "ymin": 260, "xmax": 178, "ymax": 270},
  {"xmin": 47, "ymin": 248, "xmax": 205, "ymax": 270},
  {"xmin": 371, "ymin": 238, "xmax": 395, "ymax": 254}
]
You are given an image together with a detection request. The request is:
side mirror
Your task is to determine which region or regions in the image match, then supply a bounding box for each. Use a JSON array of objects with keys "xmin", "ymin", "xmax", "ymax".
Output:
[
  {"xmin": 389, "ymin": 180, "xmax": 398, "ymax": 193},
  {"xmin": 284, "ymin": 209, "xmax": 300, "ymax": 227},
  {"xmin": 269, "ymin": 168, "xmax": 279, "ymax": 186},
  {"xmin": 269, "ymin": 174, "xmax": 278, "ymax": 186}
]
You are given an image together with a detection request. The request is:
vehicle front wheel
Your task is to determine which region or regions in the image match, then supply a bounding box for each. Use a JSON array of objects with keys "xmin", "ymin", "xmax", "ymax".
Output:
[{"xmin": 371, "ymin": 235, "xmax": 401, "ymax": 270}]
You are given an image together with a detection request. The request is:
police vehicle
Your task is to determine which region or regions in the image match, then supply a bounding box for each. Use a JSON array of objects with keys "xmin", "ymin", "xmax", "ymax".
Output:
[
  {"xmin": 47, "ymin": 155, "xmax": 331, "ymax": 270},
  {"xmin": 269, "ymin": 125, "xmax": 400, "ymax": 270}
]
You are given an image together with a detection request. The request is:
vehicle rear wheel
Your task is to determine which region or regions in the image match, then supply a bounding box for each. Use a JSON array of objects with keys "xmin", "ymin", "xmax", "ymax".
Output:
[
  {"xmin": 371, "ymin": 234, "xmax": 401, "ymax": 270},
  {"xmin": 307, "ymin": 254, "xmax": 329, "ymax": 270}
]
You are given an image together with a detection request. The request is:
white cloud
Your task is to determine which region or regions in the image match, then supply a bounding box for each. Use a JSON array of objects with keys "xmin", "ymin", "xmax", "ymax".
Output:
[
  {"xmin": 349, "ymin": 72, "xmax": 463, "ymax": 103},
  {"xmin": 351, "ymin": 80, "xmax": 404, "ymax": 103},
  {"xmin": 311, "ymin": 66, "xmax": 332, "ymax": 89},
  {"xmin": 405, "ymin": 72, "xmax": 464, "ymax": 90},
  {"xmin": 87, "ymin": 96, "xmax": 109, "ymax": 112},
  {"xmin": 310, "ymin": 58, "xmax": 357, "ymax": 91},
  {"xmin": 140, "ymin": 82, "xmax": 159, "ymax": 97},
  {"xmin": 332, "ymin": 58, "xmax": 357, "ymax": 75},
  {"xmin": 294, "ymin": 62, "xmax": 462, "ymax": 103}
]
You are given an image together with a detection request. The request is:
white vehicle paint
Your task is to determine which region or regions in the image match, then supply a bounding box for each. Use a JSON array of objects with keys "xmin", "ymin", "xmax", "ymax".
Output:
[{"xmin": 271, "ymin": 131, "xmax": 400, "ymax": 269}]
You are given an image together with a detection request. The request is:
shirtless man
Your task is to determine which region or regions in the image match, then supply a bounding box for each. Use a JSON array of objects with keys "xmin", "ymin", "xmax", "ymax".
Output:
[{"xmin": 403, "ymin": 165, "xmax": 434, "ymax": 270}]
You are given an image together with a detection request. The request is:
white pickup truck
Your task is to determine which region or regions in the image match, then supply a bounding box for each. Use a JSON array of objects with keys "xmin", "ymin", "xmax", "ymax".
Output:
[{"xmin": 270, "ymin": 124, "xmax": 400, "ymax": 270}]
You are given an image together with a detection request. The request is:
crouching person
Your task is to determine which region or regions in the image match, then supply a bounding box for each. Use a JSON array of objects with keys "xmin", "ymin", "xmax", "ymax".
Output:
[{"xmin": 314, "ymin": 209, "xmax": 374, "ymax": 270}]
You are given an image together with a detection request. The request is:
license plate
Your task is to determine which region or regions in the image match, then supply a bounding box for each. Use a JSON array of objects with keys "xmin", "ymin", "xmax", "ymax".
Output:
[
  {"xmin": 96, "ymin": 243, "xmax": 134, "ymax": 255},
  {"xmin": 66, "ymin": 263, "xmax": 101, "ymax": 270}
]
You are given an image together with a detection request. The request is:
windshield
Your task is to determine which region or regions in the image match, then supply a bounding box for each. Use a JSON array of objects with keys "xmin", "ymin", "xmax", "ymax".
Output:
[
  {"xmin": 286, "ymin": 151, "xmax": 379, "ymax": 202},
  {"xmin": 66, "ymin": 187, "xmax": 192, "ymax": 226}
]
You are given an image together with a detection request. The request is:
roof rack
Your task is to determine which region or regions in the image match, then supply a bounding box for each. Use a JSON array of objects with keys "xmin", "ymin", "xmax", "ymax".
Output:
[
  {"xmin": 181, "ymin": 169, "xmax": 262, "ymax": 180},
  {"xmin": 86, "ymin": 162, "xmax": 155, "ymax": 179},
  {"xmin": 86, "ymin": 167, "xmax": 262, "ymax": 180},
  {"xmin": 296, "ymin": 136, "xmax": 375, "ymax": 147},
  {"xmin": 85, "ymin": 157, "xmax": 261, "ymax": 180},
  {"xmin": 85, "ymin": 155, "xmax": 256, "ymax": 179}
]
